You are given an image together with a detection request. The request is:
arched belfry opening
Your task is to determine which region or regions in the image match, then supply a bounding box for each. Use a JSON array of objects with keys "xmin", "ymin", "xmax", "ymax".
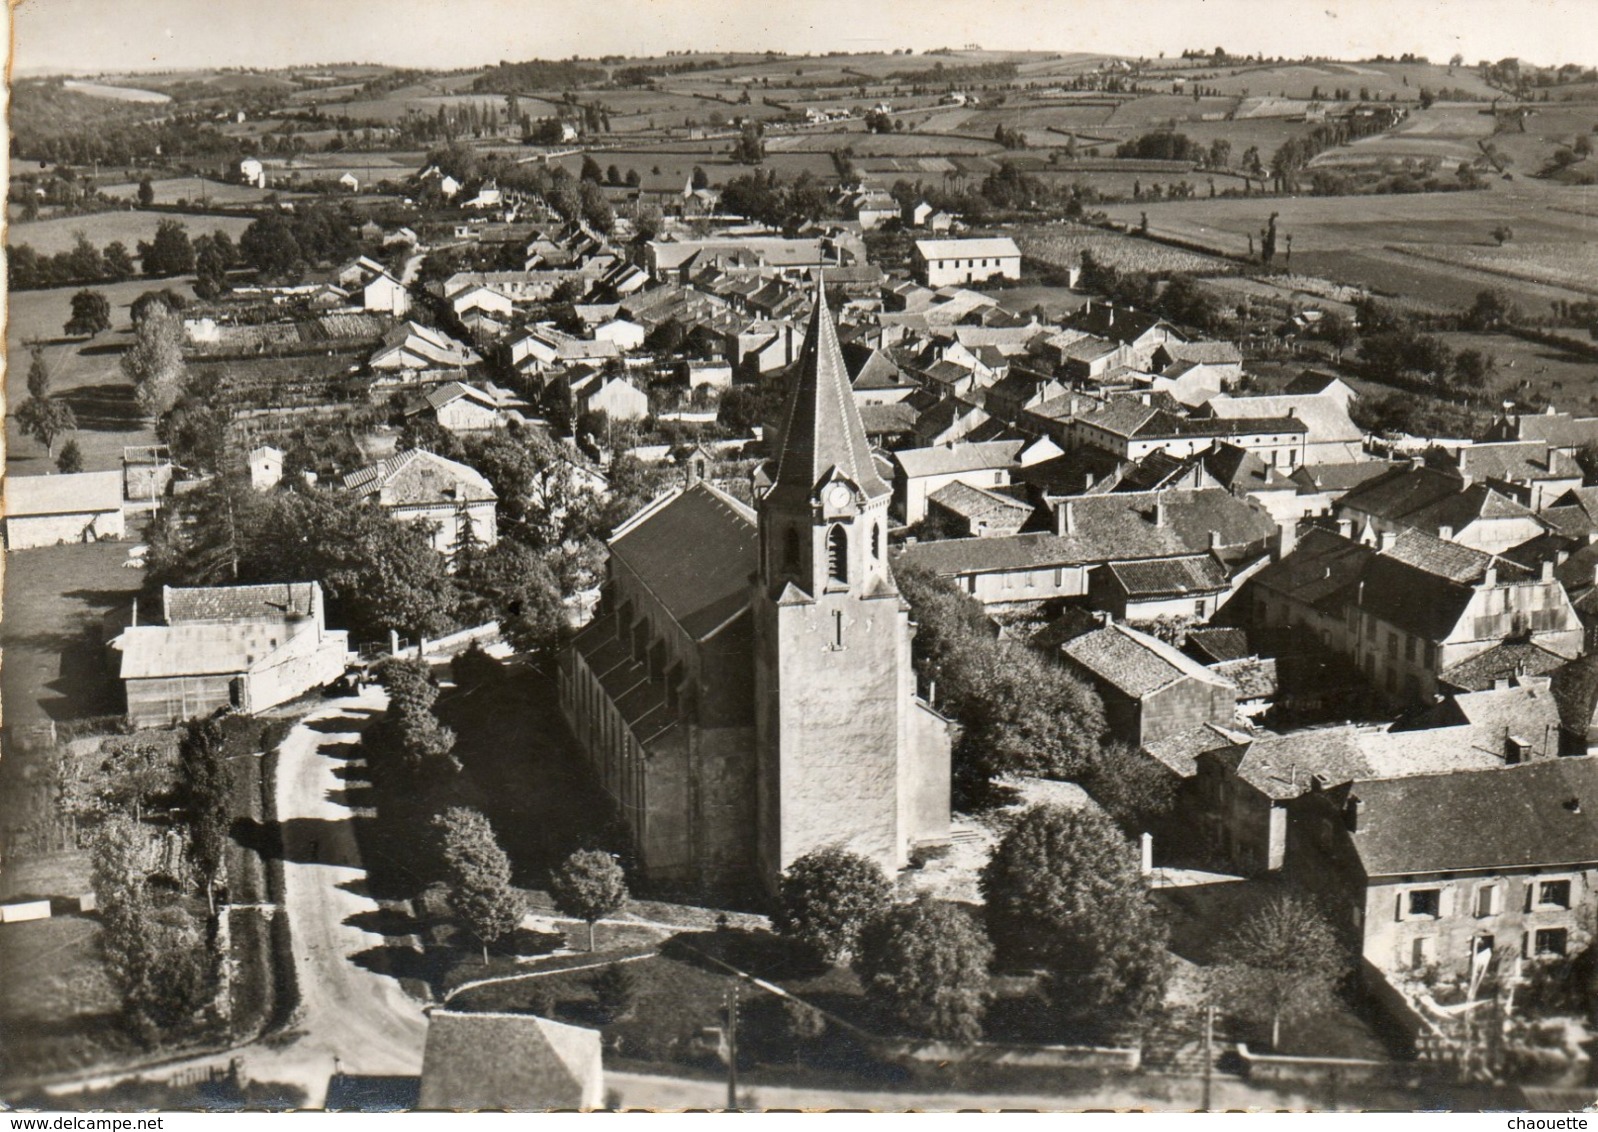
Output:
[{"xmin": 827, "ymin": 525, "xmax": 849, "ymax": 585}]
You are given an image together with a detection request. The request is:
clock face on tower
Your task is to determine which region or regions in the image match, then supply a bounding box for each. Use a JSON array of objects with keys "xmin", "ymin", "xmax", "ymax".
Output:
[{"xmin": 825, "ymin": 484, "xmax": 852, "ymax": 510}]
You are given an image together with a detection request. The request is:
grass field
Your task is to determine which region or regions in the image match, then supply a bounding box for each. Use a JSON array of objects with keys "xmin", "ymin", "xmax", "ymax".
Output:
[
  {"xmin": 1100, "ymin": 184, "xmax": 1598, "ymax": 309},
  {"xmin": 0, "ymin": 540, "xmax": 146, "ymax": 730},
  {"xmin": 1432, "ymin": 331, "xmax": 1598, "ymax": 409},
  {"xmin": 97, "ymin": 178, "xmax": 303, "ymax": 206},
  {"xmin": 1014, "ymin": 223, "xmax": 1233, "ymax": 275},
  {"xmin": 60, "ymin": 80, "xmax": 170, "ymax": 104},
  {"xmin": 6, "ymin": 278, "xmax": 189, "ymax": 473},
  {"xmin": 6, "ymin": 210, "xmax": 253, "ymax": 257}
]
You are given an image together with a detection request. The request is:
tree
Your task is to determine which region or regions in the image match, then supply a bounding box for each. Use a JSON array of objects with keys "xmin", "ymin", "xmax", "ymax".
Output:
[
  {"xmin": 691, "ymin": 166, "xmax": 710, "ymax": 191},
  {"xmin": 549, "ymin": 848, "xmax": 627, "ymax": 952},
  {"xmin": 239, "ymin": 214, "xmax": 305, "ymax": 282},
  {"xmin": 56, "ymin": 438, "xmax": 85, "ymax": 475},
  {"xmin": 65, "ymin": 288, "xmax": 112, "ymax": 338},
  {"xmin": 590, "ymin": 961, "xmax": 639, "ymax": 1022},
  {"xmin": 436, "ymin": 807, "xmax": 526, "ymax": 964},
  {"xmin": 1491, "ymin": 224, "xmax": 1514, "ymax": 246},
  {"xmin": 138, "ymin": 219, "xmax": 195, "ymax": 277},
  {"xmin": 1318, "ymin": 310, "xmax": 1356, "ymax": 360},
  {"xmin": 579, "ymin": 154, "xmax": 605, "ymax": 184},
  {"xmin": 17, "ymin": 348, "xmax": 77, "ymax": 457},
  {"xmin": 1216, "ymin": 895, "xmax": 1349, "ymax": 1050},
  {"xmin": 773, "ymin": 847, "xmax": 892, "ymax": 965},
  {"xmin": 137, "ymin": 177, "xmax": 155, "ymax": 207},
  {"xmin": 104, "ymin": 241, "xmax": 136, "ymax": 281},
  {"xmin": 178, "ymin": 718, "xmax": 230, "ymax": 914},
  {"xmin": 979, "ymin": 804, "xmax": 1169, "ymax": 1033},
  {"xmin": 120, "ymin": 301, "xmax": 189, "ymax": 419},
  {"xmin": 854, "ymin": 896, "xmax": 993, "ymax": 1042}
]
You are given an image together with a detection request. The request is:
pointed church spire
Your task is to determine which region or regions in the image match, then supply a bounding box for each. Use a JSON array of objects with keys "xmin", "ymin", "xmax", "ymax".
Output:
[{"xmin": 767, "ymin": 273, "xmax": 890, "ymax": 507}]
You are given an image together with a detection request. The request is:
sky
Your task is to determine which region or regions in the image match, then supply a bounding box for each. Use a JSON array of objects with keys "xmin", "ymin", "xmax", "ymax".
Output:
[{"xmin": 10, "ymin": 0, "xmax": 1598, "ymax": 76}]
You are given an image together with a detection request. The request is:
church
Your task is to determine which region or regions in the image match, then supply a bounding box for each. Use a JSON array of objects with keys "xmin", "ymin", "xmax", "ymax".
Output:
[{"xmin": 558, "ymin": 281, "xmax": 952, "ymax": 895}]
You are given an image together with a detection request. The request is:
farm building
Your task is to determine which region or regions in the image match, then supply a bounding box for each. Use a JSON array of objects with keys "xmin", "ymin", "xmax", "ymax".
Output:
[
  {"xmin": 249, "ymin": 446, "xmax": 284, "ymax": 491},
  {"xmin": 912, "ymin": 238, "xmax": 1021, "ymax": 288},
  {"xmin": 404, "ymin": 382, "xmax": 519, "ymax": 433},
  {"xmin": 1057, "ymin": 621, "xmax": 1238, "ymax": 747},
  {"xmin": 4, "ymin": 471, "xmax": 126, "ymax": 551},
  {"xmin": 115, "ymin": 582, "xmax": 349, "ymax": 728},
  {"xmin": 369, "ymin": 321, "xmax": 481, "ymax": 371}
]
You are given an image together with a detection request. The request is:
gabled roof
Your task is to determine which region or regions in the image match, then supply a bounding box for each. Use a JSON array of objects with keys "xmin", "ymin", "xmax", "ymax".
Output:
[
  {"xmin": 1439, "ymin": 640, "xmax": 1570, "ymax": 693},
  {"xmin": 1289, "ymin": 461, "xmax": 1393, "ymax": 494},
  {"xmin": 767, "ymin": 279, "xmax": 891, "ymax": 506},
  {"xmin": 1401, "ymin": 482, "xmax": 1543, "ymax": 535},
  {"xmin": 1203, "ymin": 392, "xmax": 1362, "ymax": 445},
  {"xmin": 5, "ymin": 470, "xmax": 124, "ymax": 517},
  {"xmin": 1443, "ymin": 441, "xmax": 1581, "ymax": 484},
  {"xmin": 1227, "ymin": 723, "xmax": 1502, "ymax": 802},
  {"xmin": 118, "ymin": 621, "xmax": 307, "ymax": 679},
  {"xmin": 1160, "ymin": 340, "xmax": 1242, "ymax": 366},
  {"xmin": 898, "ymin": 489, "xmax": 1278, "ymax": 576},
  {"xmin": 1063, "ymin": 621, "xmax": 1234, "ymax": 699},
  {"xmin": 927, "ymin": 479, "xmax": 1033, "ymax": 527},
  {"xmin": 1502, "ymin": 410, "xmax": 1598, "ymax": 450},
  {"xmin": 1105, "ymin": 555, "xmax": 1228, "ymax": 598},
  {"xmin": 416, "ymin": 381, "xmax": 499, "ymax": 414},
  {"xmin": 913, "ymin": 237, "xmax": 1021, "ymax": 260},
  {"xmin": 1203, "ymin": 443, "xmax": 1295, "ymax": 493},
  {"xmin": 1336, "ymin": 757, "xmax": 1598, "ymax": 876},
  {"xmin": 164, "ymin": 582, "xmax": 319, "ymax": 625},
  {"xmin": 1185, "ymin": 627, "xmax": 1253, "ymax": 664},
  {"xmin": 894, "ymin": 441, "xmax": 1024, "ymax": 479},
  {"xmin": 418, "ymin": 1010, "xmax": 602, "ymax": 1111},
  {"xmin": 1336, "ymin": 464, "xmax": 1465, "ymax": 523},
  {"xmin": 1065, "ymin": 304, "xmax": 1174, "ymax": 346},
  {"xmin": 609, "ymin": 481, "xmax": 757, "ymax": 641},
  {"xmin": 342, "ymin": 449, "xmax": 496, "ymax": 507},
  {"xmin": 1211, "ymin": 656, "xmax": 1278, "ymax": 700}
]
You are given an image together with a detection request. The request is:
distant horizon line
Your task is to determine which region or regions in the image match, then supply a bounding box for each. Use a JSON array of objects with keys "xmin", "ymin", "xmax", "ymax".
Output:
[{"xmin": 12, "ymin": 44, "xmax": 1587, "ymax": 81}]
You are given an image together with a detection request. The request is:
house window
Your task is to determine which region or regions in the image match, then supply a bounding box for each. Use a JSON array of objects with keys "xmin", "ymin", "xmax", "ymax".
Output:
[
  {"xmin": 1538, "ymin": 879, "xmax": 1572, "ymax": 909},
  {"xmin": 1405, "ymin": 635, "xmax": 1417, "ymax": 663},
  {"xmin": 1384, "ymin": 669, "xmax": 1397, "ymax": 694},
  {"xmin": 1407, "ymin": 889, "xmax": 1442, "ymax": 919},
  {"xmin": 871, "ymin": 524, "xmax": 881, "ymax": 561},
  {"xmin": 1194, "ymin": 600, "xmax": 1207, "ymax": 618},
  {"xmin": 1424, "ymin": 642, "xmax": 1437, "ymax": 668},
  {"xmin": 993, "ymin": 471, "xmax": 1004, "ymax": 485},
  {"xmin": 784, "ymin": 527, "xmax": 801, "ymax": 571},
  {"xmin": 827, "ymin": 525, "xmax": 848, "ymax": 585},
  {"xmin": 1535, "ymin": 928, "xmax": 1569, "ymax": 957},
  {"xmin": 1411, "ymin": 936, "xmax": 1436, "ymax": 969},
  {"xmin": 1475, "ymin": 883, "xmax": 1503, "ymax": 917},
  {"xmin": 1473, "ymin": 934, "xmax": 1496, "ymax": 965},
  {"xmin": 1386, "ymin": 631, "xmax": 1399, "ymax": 659}
]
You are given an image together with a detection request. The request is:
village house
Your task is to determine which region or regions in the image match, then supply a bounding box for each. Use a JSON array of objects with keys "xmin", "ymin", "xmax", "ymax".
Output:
[
  {"xmin": 404, "ymin": 382, "xmax": 525, "ymax": 433},
  {"xmin": 1087, "ymin": 554, "xmax": 1233, "ymax": 622},
  {"xmin": 1285, "ymin": 756, "xmax": 1598, "ymax": 978},
  {"xmin": 1056, "ymin": 621, "xmax": 1238, "ymax": 747},
  {"xmin": 1194, "ymin": 721, "xmax": 1509, "ymax": 876},
  {"xmin": 559, "ymin": 285, "xmax": 950, "ymax": 892},
  {"xmin": 1488, "ymin": 407, "xmax": 1598, "ymax": 460},
  {"xmin": 925, "ymin": 480, "xmax": 1034, "ymax": 538},
  {"xmin": 1427, "ymin": 441, "xmax": 1584, "ymax": 512},
  {"xmin": 1074, "ymin": 399, "xmax": 1310, "ymax": 470},
  {"xmin": 1287, "ymin": 460, "xmax": 1395, "ymax": 519},
  {"xmin": 897, "ymin": 488, "xmax": 1280, "ymax": 608},
  {"xmin": 369, "ymin": 321, "xmax": 481, "ymax": 372},
  {"xmin": 1198, "ymin": 390, "xmax": 1365, "ymax": 464},
  {"xmin": 341, "ymin": 449, "xmax": 498, "ymax": 555},
  {"xmin": 911, "ymin": 237, "xmax": 1022, "ymax": 288},
  {"xmin": 570, "ymin": 372, "xmax": 650, "ymax": 423},
  {"xmin": 4, "ymin": 471, "xmax": 126, "ymax": 550},
  {"xmin": 1243, "ymin": 526, "xmax": 1584, "ymax": 707},
  {"xmin": 1334, "ymin": 463, "xmax": 1547, "ymax": 555},
  {"xmin": 892, "ymin": 440, "xmax": 1026, "ymax": 525},
  {"xmin": 1063, "ymin": 303, "xmax": 1181, "ymax": 370},
  {"xmin": 115, "ymin": 582, "xmax": 349, "ymax": 729}
]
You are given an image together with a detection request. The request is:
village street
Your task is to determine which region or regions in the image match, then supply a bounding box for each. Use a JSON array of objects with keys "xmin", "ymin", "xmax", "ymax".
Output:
[{"xmin": 41, "ymin": 688, "xmax": 428, "ymax": 1108}]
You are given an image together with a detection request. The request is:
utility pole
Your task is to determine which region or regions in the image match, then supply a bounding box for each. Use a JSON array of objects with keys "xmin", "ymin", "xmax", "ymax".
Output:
[
  {"xmin": 1201, "ymin": 1002, "xmax": 1215, "ymax": 1112},
  {"xmin": 726, "ymin": 979, "xmax": 740, "ymax": 1111}
]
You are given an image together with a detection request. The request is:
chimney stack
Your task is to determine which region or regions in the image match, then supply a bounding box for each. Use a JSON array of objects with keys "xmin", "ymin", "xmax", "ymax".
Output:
[
  {"xmin": 1484, "ymin": 565, "xmax": 1498, "ymax": 588},
  {"xmin": 1543, "ymin": 560, "xmax": 1556, "ymax": 581},
  {"xmin": 1153, "ymin": 497, "xmax": 1166, "ymax": 527},
  {"xmin": 1438, "ymin": 524, "xmax": 1454, "ymax": 542},
  {"xmin": 1377, "ymin": 529, "xmax": 1397, "ymax": 552},
  {"xmin": 1343, "ymin": 794, "xmax": 1361, "ymax": 832},
  {"xmin": 1059, "ymin": 499, "xmax": 1076, "ymax": 535}
]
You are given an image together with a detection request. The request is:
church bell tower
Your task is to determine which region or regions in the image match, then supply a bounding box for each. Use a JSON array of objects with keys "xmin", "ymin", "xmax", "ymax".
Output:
[{"xmin": 752, "ymin": 277, "xmax": 943, "ymax": 890}]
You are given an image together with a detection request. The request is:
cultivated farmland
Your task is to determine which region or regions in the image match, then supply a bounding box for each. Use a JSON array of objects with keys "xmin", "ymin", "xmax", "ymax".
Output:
[
  {"xmin": 6, "ymin": 210, "xmax": 253, "ymax": 257},
  {"xmin": 1013, "ymin": 223, "xmax": 1234, "ymax": 275}
]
